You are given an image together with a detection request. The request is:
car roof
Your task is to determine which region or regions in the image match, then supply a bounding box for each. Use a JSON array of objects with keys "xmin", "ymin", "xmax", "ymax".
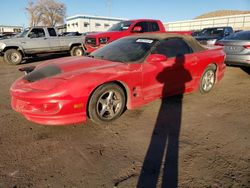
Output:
[
  {"xmin": 202, "ymin": 27, "xmax": 231, "ymax": 29},
  {"xmin": 125, "ymin": 19, "xmax": 160, "ymax": 22},
  {"xmin": 124, "ymin": 33, "xmax": 206, "ymax": 52}
]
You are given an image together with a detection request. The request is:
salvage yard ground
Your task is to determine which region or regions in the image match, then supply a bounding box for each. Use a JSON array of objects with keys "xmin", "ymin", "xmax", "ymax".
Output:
[{"xmin": 0, "ymin": 56, "xmax": 249, "ymax": 187}]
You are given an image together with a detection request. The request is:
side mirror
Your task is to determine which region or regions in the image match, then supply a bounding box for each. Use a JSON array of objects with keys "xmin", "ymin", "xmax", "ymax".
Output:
[
  {"xmin": 132, "ymin": 26, "xmax": 142, "ymax": 33},
  {"xmin": 146, "ymin": 54, "xmax": 168, "ymax": 63}
]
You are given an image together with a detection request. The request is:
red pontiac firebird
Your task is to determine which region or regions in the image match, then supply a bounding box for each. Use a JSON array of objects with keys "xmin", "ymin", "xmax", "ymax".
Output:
[{"xmin": 10, "ymin": 33, "xmax": 226, "ymax": 125}]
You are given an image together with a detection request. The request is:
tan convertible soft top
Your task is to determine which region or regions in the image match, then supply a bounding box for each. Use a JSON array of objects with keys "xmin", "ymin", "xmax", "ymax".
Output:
[{"xmin": 126, "ymin": 33, "xmax": 206, "ymax": 52}]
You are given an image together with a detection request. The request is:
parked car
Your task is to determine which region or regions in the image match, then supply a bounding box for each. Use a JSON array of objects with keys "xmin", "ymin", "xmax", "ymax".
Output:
[
  {"xmin": 215, "ymin": 30, "xmax": 250, "ymax": 67},
  {"xmin": 10, "ymin": 33, "xmax": 226, "ymax": 125},
  {"xmin": 195, "ymin": 27, "xmax": 234, "ymax": 45},
  {"xmin": 0, "ymin": 27, "xmax": 85, "ymax": 65},
  {"xmin": 191, "ymin": 30, "xmax": 201, "ymax": 37},
  {"xmin": 84, "ymin": 19, "xmax": 166, "ymax": 53}
]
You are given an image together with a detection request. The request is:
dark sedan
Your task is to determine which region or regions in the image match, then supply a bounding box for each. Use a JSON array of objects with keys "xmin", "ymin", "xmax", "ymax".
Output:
[
  {"xmin": 194, "ymin": 27, "xmax": 234, "ymax": 45},
  {"xmin": 216, "ymin": 30, "xmax": 250, "ymax": 67}
]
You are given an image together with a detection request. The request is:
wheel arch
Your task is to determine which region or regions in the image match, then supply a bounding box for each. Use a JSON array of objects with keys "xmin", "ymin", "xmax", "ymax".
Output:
[
  {"xmin": 3, "ymin": 46, "xmax": 25, "ymax": 56},
  {"xmin": 86, "ymin": 80, "xmax": 131, "ymax": 118},
  {"xmin": 208, "ymin": 63, "xmax": 217, "ymax": 70},
  {"xmin": 69, "ymin": 43, "xmax": 83, "ymax": 50}
]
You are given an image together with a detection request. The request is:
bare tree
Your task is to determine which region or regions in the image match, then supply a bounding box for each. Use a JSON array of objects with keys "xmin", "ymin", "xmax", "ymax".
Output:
[
  {"xmin": 26, "ymin": 0, "xmax": 66, "ymax": 27},
  {"xmin": 26, "ymin": 0, "xmax": 41, "ymax": 26}
]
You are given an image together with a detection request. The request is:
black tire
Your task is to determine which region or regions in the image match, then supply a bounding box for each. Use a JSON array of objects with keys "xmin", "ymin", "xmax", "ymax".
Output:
[
  {"xmin": 88, "ymin": 83, "xmax": 126, "ymax": 124},
  {"xmin": 4, "ymin": 49, "xmax": 23, "ymax": 65},
  {"xmin": 70, "ymin": 46, "xmax": 84, "ymax": 56},
  {"xmin": 199, "ymin": 65, "xmax": 216, "ymax": 94}
]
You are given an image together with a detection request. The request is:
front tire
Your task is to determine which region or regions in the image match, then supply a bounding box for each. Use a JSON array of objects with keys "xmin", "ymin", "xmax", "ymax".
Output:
[
  {"xmin": 4, "ymin": 49, "xmax": 23, "ymax": 65},
  {"xmin": 199, "ymin": 65, "xmax": 216, "ymax": 94},
  {"xmin": 70, "ymin": 46, "xmax": 84, "ymax": 56},
  {"xmin": 88, "ymin": 83, "xmax": 126, "ymax": 124}
]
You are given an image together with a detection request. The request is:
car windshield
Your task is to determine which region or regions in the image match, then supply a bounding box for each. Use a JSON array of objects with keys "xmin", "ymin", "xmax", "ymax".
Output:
[
  {"xmin": 16, "ymin": 28, "xmax": 30, "ymax": 38},
  {"xmin": 107, "ymin": 21, "xmax": 132, "ymax": 31},
  {"xmin": 90, "ymin": 37, "xmax": 157, "ymax": 63},
  {"xmin": 223, "ymin": 31, "xmax": 250, "ymax": 40},
  {"xmin": 200, "ymin": 28, "xmax": 224, "ymax": 36}
]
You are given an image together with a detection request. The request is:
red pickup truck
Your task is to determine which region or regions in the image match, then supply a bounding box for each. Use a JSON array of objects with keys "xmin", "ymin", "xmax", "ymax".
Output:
[{"xmin": 84, "ymin": 19, "xmax": 166, "ymax": 53}]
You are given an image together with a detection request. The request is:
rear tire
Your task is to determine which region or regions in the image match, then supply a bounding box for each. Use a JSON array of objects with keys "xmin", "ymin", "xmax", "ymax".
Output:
[
  {"xmin": 70, "ymin": 46, "xmax": 84, "ymax": 56},
  {"xmin": 88, "ymin": 83, "xmax": 126, "ymax": 125},
  {"xmin": 4, "ymin": 49, "xmax": 23, "ymax": 65},
  {"xmin": 199, "ymin": 65, "xmax": 216, "ymax": 94}
]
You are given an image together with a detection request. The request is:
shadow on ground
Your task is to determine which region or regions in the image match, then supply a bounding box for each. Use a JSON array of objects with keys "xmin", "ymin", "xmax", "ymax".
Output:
[{"xmin": 137, "ymin": 55, "xmax": 192, "ymax": 188}]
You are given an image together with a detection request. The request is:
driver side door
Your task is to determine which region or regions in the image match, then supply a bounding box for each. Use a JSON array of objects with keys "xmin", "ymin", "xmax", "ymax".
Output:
[{"xmin": 23, "ymin": 28, "xmax": 51, "ymax": 54}]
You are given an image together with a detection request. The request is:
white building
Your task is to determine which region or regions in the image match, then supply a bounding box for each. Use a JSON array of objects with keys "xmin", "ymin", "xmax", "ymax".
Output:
[
  {"xmin": 0, "ymin": 25, "xmax": 22, "ymax": 34},
  {"xmin": 164, "ymin": 14, "xmax": 250, "ymax": 31},
  {"xmin": 66, "ymin": 14, "xmax": 127, "ymax": 33}
]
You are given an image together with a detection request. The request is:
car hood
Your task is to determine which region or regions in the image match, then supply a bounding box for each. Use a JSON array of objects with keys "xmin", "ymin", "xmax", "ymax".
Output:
[
  {"xmin": 23, "ymin": 56, "xmax": 125, "ymax": 82},
  {"xmin": 86, "ymin": 31, "xmax": 125, "ymax": 38},
  {"xmin": 0, "ymin": 37, "xmax": 27, "ymax": 45}
]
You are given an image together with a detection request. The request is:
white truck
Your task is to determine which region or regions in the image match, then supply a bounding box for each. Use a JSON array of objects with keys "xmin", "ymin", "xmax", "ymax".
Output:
[{"xmin": 0, "ymin": 27, "xmax": 85, "ymax": 65}]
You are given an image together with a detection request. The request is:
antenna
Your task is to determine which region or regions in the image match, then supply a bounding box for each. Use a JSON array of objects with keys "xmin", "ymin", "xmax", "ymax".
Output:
[{"xmin": 106, "ymin": 0, "xmax": 112, "ymax": 16}]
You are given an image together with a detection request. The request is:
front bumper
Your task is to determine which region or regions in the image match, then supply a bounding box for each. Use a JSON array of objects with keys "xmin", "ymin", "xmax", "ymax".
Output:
[{"xmin": 11, "ymin": 95, "xmax": 87, "ymax": 126}]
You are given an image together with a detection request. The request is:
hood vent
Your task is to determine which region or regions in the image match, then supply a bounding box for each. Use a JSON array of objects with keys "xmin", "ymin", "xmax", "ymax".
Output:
[{"xmin": 23, "ymin": 65, "xmax": 62, "ymax": 82}]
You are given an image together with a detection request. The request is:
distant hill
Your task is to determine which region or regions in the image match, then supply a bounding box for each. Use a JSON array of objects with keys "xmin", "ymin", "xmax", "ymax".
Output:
[{"xmin": 195, "ymin": 10, "xmax": 250, "ymax": 19}]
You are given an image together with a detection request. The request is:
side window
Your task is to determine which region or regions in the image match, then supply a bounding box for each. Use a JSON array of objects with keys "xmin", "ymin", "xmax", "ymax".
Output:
[
  {"xmin": 133, "ymin": 22, "xmax": 149, "ymax": 32},
  {"xmin": 153, "ymin": 38, "xmax": 193, "ymax": 58},
  {"xmin": 149, "ymin": 22, "xmax": 160, "ymax": 32},
  {"xmin": 28, "ymin": 28, "xmax": 45, "ymax": 38},
  {"xmin": 48, "ymin": 28, "xmax": 57, "ymax": 37}
]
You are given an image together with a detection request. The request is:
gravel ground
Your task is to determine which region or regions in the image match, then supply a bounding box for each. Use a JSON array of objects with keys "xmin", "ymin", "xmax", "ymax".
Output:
[{"xmin": 0, "ymin": 56, "xmax": 249, "ymax": 188}]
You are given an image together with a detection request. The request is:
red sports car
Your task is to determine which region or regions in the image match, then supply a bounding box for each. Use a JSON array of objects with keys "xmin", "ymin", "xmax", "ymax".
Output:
[{"xmin": 10, "ymin": 33, "xmax": 226, "ymax": 125}]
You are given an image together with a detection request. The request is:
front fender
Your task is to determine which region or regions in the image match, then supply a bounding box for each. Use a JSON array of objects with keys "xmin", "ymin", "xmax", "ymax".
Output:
[{"xmin": 3, "ymin": 45, "xmax": 24, "ymax": 54}]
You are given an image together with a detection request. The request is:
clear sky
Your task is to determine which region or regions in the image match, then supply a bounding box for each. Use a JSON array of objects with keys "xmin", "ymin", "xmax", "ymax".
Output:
[{"xmin": 0, "ymin": 0, "xmax": 249, "ymax": 27}]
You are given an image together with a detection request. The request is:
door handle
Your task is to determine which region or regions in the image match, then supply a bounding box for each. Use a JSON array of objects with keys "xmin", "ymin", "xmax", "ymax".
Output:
[{"xmin": 21, "ymin": 41, "xmax": 26, "ymax": 44}]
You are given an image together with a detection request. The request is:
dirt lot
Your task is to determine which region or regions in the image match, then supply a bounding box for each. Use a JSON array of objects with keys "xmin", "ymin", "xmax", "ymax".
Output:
[{"xmin": 0, "ymin": 56, "xmax": 249, "ymax": 188}]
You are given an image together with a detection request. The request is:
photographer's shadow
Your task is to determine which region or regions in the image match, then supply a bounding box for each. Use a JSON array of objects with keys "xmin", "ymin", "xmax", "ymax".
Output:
[{"xmin": 137, "ymin": 56, "xmax": 192, "ymax": 188}]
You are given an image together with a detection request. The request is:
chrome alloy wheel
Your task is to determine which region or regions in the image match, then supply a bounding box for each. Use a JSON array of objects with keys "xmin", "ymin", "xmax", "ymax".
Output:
[
  {"xmin": 96, "ymin": 90, "xmax": 122, "ymax": 120},
  {"xmin": 201, "ymin": 70, "xmax": 215, "ymax": 92}
]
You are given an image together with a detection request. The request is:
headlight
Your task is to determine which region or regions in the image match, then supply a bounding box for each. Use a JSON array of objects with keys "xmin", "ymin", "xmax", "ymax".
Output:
[
  {"xmin": 207, "ymin": 39, "xmax": 217, "ymax": 45},
  {"xmin": 0, "ymin": 42, "xmax": 6, "ymax": 50},
  {"xmin": 99, "ymin": 37, "xmax": 109, "ymax": 44}
]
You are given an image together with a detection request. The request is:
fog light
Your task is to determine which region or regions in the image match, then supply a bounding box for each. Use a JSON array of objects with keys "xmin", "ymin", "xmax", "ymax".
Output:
[{"xmin": 42, "ymin": 103, "xmax": 59, "ymax": 112}]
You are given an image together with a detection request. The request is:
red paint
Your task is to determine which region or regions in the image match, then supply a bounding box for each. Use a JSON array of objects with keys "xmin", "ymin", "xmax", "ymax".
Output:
[{"xmin": 243, "ymin": 45, "xmax": 250, "ymax": 49}]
